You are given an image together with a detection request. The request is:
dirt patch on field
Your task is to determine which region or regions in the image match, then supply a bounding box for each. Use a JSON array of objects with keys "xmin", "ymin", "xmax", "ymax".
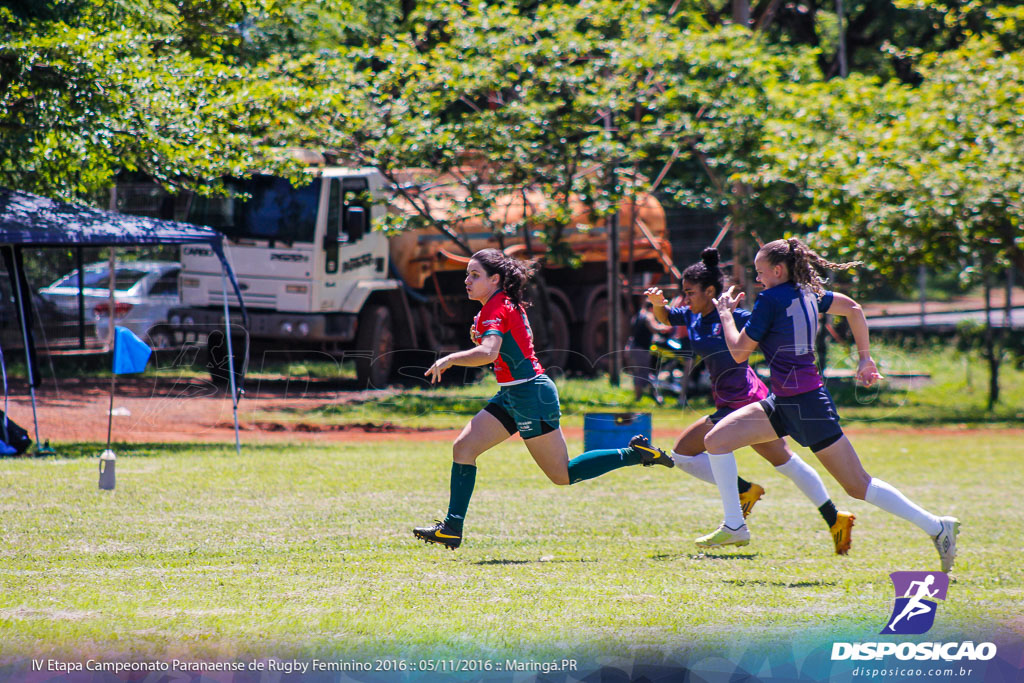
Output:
[
  {"xmin": 1, "ymin": 376, "xmax": 1020, "ymax": 448},
  {"xmin": 0, "ymin": 377, "xmax": 465, "ymax": 445}
]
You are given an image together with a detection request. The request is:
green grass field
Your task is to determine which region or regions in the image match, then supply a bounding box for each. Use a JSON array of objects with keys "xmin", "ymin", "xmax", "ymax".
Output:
[{"xmin": 0, "ymin": 429, "xmax": 1021, "ymax": 665}]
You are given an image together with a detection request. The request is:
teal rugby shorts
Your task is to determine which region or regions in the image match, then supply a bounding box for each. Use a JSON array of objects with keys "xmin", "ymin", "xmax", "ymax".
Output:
[{"xmin": 484, "ymin": 374, "xmax": 561, "ymax": 439}]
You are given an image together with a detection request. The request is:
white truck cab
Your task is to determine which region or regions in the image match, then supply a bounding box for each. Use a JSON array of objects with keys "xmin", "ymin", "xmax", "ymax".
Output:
[{"xmin": 170, "ymin": 168, "xmax": 408, "ymax": 386}]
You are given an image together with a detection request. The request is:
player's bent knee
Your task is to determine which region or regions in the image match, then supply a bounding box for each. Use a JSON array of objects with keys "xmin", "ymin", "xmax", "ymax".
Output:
[
  {"xmin": 703, "ymin": 429, "xmax": 730, "ymax": 454},
  {"xmin": 844, "ymin": 484, "xmax": 867, "ymax": 500},
  {"xmin": 539, "ymin": 467, "xmax": 570, "ymax": 485},
  {"xmin": 452, "ymin": 441, "xmax": 480, "ymax": 464},
  {"xmin": 840, "ymin": 477, "xmax": 870, "ymax": 500}
]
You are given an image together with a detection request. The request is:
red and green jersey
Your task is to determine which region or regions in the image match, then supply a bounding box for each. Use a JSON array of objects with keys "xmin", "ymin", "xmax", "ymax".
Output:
[{"xmin": 472, "ymin": 291, "xmax": 544, "ymax": 385}]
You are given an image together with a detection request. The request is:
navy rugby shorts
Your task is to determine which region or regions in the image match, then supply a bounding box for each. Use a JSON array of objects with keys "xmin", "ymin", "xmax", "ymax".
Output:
[{"xmin": 759, "ymin": 386, "xmax": 844, "ymax": 452}]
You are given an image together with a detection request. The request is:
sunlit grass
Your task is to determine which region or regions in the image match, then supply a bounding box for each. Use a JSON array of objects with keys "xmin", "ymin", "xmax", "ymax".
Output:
[{"xmin": 0, "ymin": 431, "xmax": 1019, "ymax": 662}]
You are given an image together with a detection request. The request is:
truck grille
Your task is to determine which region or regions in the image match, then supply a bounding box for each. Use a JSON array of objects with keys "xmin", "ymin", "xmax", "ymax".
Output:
[{"xmin": 209, "ymin": 289, "xmax": 276, "ymax": 308}]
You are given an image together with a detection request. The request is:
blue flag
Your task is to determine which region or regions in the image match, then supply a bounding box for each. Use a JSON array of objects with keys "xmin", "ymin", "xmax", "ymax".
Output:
[{"xmin": 113, "ymin": 326, "xmax": 152, "ymax": 374}]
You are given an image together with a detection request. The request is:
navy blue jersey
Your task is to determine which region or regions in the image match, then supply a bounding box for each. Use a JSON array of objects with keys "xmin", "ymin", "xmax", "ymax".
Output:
[
  {"xmin": 666, "ymin": 306, "xmax": 768, "ymax": 408},
  {"xmin": 743, "ymin": 282, "xmax": 834, "ymax": 397}
]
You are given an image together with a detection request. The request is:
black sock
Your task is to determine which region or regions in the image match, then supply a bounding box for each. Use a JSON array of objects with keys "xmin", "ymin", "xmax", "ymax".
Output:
[
  {"xmin": 737, "ymin": 477, "xmax": 752, "ymax": 494},
  {"xmin": 819, "ymin": 500, "xmax": 839, "ymax": 527}
]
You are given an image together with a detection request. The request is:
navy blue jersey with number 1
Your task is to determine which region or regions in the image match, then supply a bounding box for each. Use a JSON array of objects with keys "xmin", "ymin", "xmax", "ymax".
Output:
[{"xmin": 743, "ymin": 281, "xmax": 834, "ymax": 397}]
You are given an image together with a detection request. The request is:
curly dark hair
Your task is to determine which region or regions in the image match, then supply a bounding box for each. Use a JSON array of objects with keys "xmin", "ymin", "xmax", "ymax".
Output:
[
  {"xmin": 471, "ymin": 248, "xmax": 536, "ymax": 308},
  {"xmin": 759, "ymin": 238, "xmax": 862, "ymax": 295},
  {"xmin": 681, "ymin": 247, "xmax": 725, "ymax": 296}
]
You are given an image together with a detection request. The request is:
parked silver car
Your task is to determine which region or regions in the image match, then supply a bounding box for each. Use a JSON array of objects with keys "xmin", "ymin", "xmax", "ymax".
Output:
[{"xmin": 38, "ymin": 261, "xmax": 181, "ymax": 348}]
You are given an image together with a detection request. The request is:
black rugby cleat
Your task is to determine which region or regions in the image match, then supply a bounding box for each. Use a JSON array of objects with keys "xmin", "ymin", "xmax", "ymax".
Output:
[
  {"xmin": 413, "ymin": 520, "xmax": 463, "ymax": 550},
  {"xmin": 629, "ymin": 434, "xmax": 674, "ymax": 468}
]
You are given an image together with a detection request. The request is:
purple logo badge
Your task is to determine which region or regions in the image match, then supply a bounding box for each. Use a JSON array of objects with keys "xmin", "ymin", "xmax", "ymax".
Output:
[{"xmin": 881, "ymin": 571, "xmax": 949, "ymax": 635}]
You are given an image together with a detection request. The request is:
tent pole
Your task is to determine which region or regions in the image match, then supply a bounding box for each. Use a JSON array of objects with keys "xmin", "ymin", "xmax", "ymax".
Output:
[
  {"xmin": 76, "ymin": 247, "xmax": 85, "ymax": 349},
  {"xmin": 9, "ymin": 247, "xmax": 42, "ymax": 451},
  {"xmin": 221, "ymin": 270, "xmax": 241, "ymax": 454},
  {"xmin": 107, "ymin": 373, "xmax": 115, "ymax": 451}
]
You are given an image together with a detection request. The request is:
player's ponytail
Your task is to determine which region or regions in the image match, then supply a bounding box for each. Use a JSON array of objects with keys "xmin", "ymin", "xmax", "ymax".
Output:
[
  {"xmin": 471, "ymin": 248, "xmax": 536, "ymax": 308},
  {"xmin": 759, "ymin": 238, "xmax": 862, "ymax": 295},
  {"xmin": 681, "ymin": 246, "xmax": 726, "ymax": 296}
]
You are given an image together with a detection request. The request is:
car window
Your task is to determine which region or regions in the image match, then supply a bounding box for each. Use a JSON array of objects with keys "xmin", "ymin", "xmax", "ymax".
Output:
[
  {"xmin": 50, "ymin": 268, "xmax": 108, "ymax": 289},
  {"xmin": 149, "ymin": 271, "xmax": 179, "ymax": 296},
  {"xmin": 91, "ymin": 268, "xmax": 150, "ymax": 292}
]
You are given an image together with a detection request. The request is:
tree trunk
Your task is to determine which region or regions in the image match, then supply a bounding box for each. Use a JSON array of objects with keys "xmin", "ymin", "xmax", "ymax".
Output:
[
  {"xmin": 607, "ymin": 205, "xmax": 621, "ymax": 387},
  {"xmin": 733, "ymin": 0, "xmax": 751, "ymax": 26},
  {"xmin": 984, "ymin": 275, "xmax": 1000, "ymax": 409},
  {"xmin": 835, "ymin": 0, "xmax": 848, "ymax": 77}
]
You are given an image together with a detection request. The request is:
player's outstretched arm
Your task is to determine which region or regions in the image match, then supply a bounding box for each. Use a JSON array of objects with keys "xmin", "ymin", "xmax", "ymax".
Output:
[
  {"xmin": 425, "ymin": 335, "xmax": 501, "ymax": 384},
  {"xmin": 645, "ymin": 287, "xmax": 671, "ymax": 325},
  {"xmin": 714, "ymin": 286, "xmax": 758, "ymax": 363},
  {"xmin": 826, "ymin": 292, "xmax": 883, "ymax": 387}
]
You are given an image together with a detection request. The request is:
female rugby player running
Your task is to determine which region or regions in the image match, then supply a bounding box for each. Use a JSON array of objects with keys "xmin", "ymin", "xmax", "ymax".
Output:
[
  {"xmin": 413, "ymin": 248, "xmax": 674, "ymax": 550},
  {"xmin": 705, "ymin": 238, "xmax": 959, "ymax": 572},
  {"xmin": 646, "ymin": 247, "xmax": 854, "ymax": 554}
]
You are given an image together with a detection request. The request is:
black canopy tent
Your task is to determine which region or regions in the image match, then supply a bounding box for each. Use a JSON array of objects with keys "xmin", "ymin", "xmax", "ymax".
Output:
[{"xmin": 0, "ymin": 187, "xmax": 248, "ymax": 453}]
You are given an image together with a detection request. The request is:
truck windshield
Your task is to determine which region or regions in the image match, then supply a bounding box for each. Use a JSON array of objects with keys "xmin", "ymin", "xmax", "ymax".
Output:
[{"xmin": 188, "ymin": 176, "xmax": 321, "ymax": 243}]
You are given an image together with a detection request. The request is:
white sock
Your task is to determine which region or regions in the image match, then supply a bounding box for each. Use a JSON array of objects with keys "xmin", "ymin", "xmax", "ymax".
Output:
[
  {"xmin": 671, "ymin": 451, "xmax": 715, "ymax": 484},
  {"xmin": 774, "ymin": 454, "xmax": 830, "ymax": 507},
  {"xmin": 708, "ymin": 451, "xmax": 744, "ymax": 529},
  {"xmin": 865, "ymin": 478, "xmax": 942, "ymax": 536}
]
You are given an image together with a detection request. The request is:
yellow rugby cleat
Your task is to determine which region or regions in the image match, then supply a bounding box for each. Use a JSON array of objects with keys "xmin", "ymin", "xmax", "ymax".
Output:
[
  {"xmin": 739, "ymin": 483, "xmax": 765, "ymax": 519},
  {"xmin": 830, "ymin": 511, "xmax": 855, "ymax": 555}
]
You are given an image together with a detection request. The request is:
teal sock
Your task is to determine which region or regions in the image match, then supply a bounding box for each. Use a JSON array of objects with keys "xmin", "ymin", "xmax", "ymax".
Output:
[
  {"xmin": 567, "ymin": 447, "xmax": 643, "ymax": 484},
  {"xmin": 443, "ymin": 462, "xmax": 476, "ymax": 533}
]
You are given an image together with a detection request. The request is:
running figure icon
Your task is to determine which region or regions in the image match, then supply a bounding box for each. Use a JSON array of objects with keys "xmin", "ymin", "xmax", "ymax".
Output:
[
  {"xmin": 882, "ymin": 571, "xmax": 949, "ymax": 635},
  {"xmin": 888, "ymin": 574, "xmax": 938, "ymax": 631}
]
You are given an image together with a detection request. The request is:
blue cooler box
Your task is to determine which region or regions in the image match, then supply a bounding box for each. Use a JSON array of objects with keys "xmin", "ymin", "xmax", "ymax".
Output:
[{"xmin": 583, "ymin": 412, "xmax": 652, "ymax": 451}]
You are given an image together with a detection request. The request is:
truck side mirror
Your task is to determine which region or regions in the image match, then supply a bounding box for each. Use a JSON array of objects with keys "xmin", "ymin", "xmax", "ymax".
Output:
[{"xmin": 345, "ymin": 206, "xmax": 367, "ymax": 242}]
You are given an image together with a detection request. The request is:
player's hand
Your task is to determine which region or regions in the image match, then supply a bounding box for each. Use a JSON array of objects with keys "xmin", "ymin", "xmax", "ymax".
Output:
[
  {"xmin": 425, "ymin": 355, "xmax": 454, "ymax": 384},
  {"xmin": 713, "ymin": 285, "xmax": 744, "ymax": 315},
  {"xmin": 856, "ymin": 357, "xmax": 883, "ymax": 387},
  {"xmin": 644, "ymin": 287, "xmax": 668, "ymax": 307}
]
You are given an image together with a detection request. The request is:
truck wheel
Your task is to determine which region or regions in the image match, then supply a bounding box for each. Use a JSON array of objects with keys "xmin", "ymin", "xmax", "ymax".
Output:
[
  {"xmin": 580, "ymin": 299, "xmax": 630, "ymax": 374},
  {"xmin": 355, "ymin": 305, "xmax": 394, "ymax": 388},
  {"xmin": 533, "ymin": 303, "xmax": 570, "ymax": 376}
]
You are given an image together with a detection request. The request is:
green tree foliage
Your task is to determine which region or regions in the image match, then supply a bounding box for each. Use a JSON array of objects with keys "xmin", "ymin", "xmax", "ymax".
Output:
[
  {"xmin": 751, "ymin": 37, "xmax": 1024, "ymax": 405},
  {"xmin": 0, "ymin": 0, "xmax": 402, "ymax": 202},
  {"xmin": 271, "ymin": 0, "xmax": 823, "ymax": 266},
  {"xmin": 755, "ymin": 38, "xmax": 1023, "ymax": 282}
]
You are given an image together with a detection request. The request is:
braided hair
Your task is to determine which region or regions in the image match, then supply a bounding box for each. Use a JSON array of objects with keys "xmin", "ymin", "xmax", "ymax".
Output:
[
  {"xmin": 471, "ymin": 248, "xmax": 536, "ymax": 308},
  {"xmin": 759, "ymin": 238, "xmax": 862, "ymax": 296},
  {"xmin": 681, "ymin": 247, "xmax": 726, "ymax": 296}
]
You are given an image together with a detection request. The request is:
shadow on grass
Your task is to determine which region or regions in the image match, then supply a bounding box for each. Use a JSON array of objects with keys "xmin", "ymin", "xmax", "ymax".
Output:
[
  {"xmin": 309, "ymin": 391, "xmax": 642, "ymax": 419},
  {"xmin": 315, "ymin": 393, "xmax": 490, "ymax": 417},
  {"xmin": 829, "ymin": 383, "xmax": 1024, "ymax": 426},
  {"xmin": 723, "ymin": 579, "xmax": 838, "ymax": 588},
  {"xmin": 23, "ymin": 442, "xmax": 285, "ymax": 459},
  {"xmin": 473, "ymin": 558, "xmax": 599, "ymax": 566},
  {"xmin": 651, "ymin": 552, "xmax": 759, "ymax": 561}
]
